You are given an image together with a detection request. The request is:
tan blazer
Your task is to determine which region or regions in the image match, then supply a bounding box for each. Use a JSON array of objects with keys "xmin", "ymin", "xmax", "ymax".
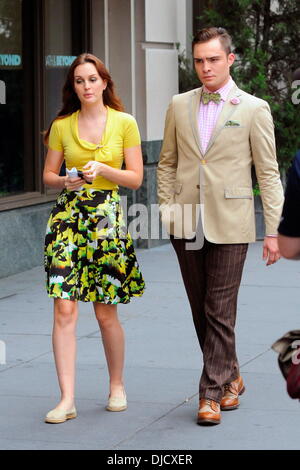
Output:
[{"xmin": 157, "ymin": 82, "xmax": 284, "ymax": 242}]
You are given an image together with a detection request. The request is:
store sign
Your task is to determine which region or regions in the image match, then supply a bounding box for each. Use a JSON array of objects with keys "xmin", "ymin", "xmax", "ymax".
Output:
[
  {"xmin": 0, "ymin": 80, "xmax": 5, "ymax": 104},
  {"xmin": 0, "ymin": 54, "xmax": 22, "ymax": 67},
  {"xmin": 45, "ymin": 55, "xmax": 77, "ymax": 67}
]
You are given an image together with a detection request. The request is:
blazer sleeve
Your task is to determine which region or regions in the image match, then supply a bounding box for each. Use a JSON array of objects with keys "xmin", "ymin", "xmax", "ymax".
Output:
[
  {"xmin": 157, "ymin": 98, "xmax": 178, "ymax": 207},
  {"xmin": 250, "ymin": 101, "xmax": 284, "ymax": 235}
]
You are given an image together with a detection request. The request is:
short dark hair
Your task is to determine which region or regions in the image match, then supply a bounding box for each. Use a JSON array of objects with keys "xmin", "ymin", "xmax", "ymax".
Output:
[{"xmin": 192, "ymin": 27, "xmax": 232, "ymax": 55}]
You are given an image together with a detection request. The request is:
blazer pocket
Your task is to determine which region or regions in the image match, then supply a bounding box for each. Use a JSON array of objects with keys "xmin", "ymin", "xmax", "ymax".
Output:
[
  {"xmin": 174, "ymin": 182, "xmax": 183, "ymax": 195},
  {"xmin": 224, "ymin": 187, "xmax": 253, "ymax": 199},
  {"xmin": 223, "ymin": 125, "xmax": 245, "ymax": 129}
]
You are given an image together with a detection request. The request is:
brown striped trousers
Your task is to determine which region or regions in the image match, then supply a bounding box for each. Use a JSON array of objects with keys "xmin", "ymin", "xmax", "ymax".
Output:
[{"xmin": 171, "ymin": 237, "xmax": 248, "ymax": 403}]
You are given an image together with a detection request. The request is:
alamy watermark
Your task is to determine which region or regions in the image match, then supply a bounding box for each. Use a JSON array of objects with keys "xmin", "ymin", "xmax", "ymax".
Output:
[
  {"xmin": 0, "ymin": 340, "xmax": 6, "ymax": 365},
  {"xmin": 96, "ymin": 163, "xmax": 205, "ymax": 249},
  {"xmin": 96, "ymin": 199, "xmax": 204, "ymax": 250},
  {"xmin": 291, "ymin": 340, "xmax": 300, "ymax": 365},
  {"xmin": 0, "ymin": 80, "xmax": 6, "ymax": 104},
  {"xmin": 95, "ymin": 165, "xmax": 206, "ymax": 250},
  {"xmin": 291, "ymin": 80, "xmax": 300, "ymax": 105}
]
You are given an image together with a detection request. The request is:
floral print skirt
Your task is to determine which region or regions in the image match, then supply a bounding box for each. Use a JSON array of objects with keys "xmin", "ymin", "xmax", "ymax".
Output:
[{"xmin": 44, "ymin": 188, "xmax": 145, "ymax": 303}]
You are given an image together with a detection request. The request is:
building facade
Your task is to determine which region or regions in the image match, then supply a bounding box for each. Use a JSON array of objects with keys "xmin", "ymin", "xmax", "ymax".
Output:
[{"xmin": 0, "ymin": 0, "xmax": 195, "ymax": 278}]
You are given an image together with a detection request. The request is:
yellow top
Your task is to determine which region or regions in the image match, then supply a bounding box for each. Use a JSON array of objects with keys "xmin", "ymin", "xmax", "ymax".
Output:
[{"xmin": 48, "ymin": 106, "xmax": 141, "ymax": 190}]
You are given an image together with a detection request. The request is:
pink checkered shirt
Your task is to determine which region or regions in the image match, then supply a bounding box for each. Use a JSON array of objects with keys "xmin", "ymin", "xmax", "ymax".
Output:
[{"xmin": 198, "ymin": 77, "xmax": 234, "ymax": 154}]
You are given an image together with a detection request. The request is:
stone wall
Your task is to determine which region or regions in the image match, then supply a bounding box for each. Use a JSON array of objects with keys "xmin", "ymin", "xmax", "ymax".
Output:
[{"xmin": 0, "ymin": 203, "xmax": 53, "ymax": 278}]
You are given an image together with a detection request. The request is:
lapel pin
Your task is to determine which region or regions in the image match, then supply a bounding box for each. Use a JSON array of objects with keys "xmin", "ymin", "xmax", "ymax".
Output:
[{"xmin": 230, "ymin": 97, "xmax": 240, "ymax": 105}]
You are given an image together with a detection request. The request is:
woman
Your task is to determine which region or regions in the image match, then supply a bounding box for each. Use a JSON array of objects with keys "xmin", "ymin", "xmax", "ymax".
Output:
[{"xmin": 43, "ymin": 53, "xmax": 145, "ymax": 424}]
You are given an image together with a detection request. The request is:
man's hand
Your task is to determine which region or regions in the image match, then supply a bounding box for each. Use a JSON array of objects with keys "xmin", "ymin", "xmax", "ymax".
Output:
[{"xmin": 263, "ymin": 236, "xmax": 281, "ymax": 266}]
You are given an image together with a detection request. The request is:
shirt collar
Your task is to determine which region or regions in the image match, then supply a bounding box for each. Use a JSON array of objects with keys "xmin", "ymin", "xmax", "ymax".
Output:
[{"xmin": 203, "ymin": 77, "xmax": 234, "ymax": 102}]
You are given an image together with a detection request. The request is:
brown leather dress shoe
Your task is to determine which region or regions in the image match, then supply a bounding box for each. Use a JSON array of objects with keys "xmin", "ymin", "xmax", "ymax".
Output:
[
  {"xmin": 221, "ymin": 376, "xmax": 245, "ymax": 411},
  {"xmin": 197, "ymin": 399, "xmax": 221, "ymax": 425}
]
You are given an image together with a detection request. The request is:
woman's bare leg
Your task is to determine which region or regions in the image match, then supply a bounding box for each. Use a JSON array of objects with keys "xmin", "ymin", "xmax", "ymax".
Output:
[
  {"xmin": 94, "ymin": 303, "xmax": 125, "ymax": 397},
  {"xmin": 52, "ymin": 298, "xmax": 78, "ymax": 409}
]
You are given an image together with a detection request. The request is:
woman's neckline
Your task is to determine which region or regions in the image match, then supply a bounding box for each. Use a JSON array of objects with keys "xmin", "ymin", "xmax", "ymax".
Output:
[{"xmin": 76, "ymin": 106, "xmax": 110, "ymax": 147}]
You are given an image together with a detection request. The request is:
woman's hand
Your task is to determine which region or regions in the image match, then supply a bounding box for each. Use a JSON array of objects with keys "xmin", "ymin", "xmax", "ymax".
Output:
[
  {"xmin": 79, "ymin": 145, "xmax": 143, "ymax": 190},
  {"xmin": 64, "ymin": 175, "xmax": 86, "ymax": 190},
  {"xmin": 82, "ymin": 161, "xmax": 105, "ymax": 182}
]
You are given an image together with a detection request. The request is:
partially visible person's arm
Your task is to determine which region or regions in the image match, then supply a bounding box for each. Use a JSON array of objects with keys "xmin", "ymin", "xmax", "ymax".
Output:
[
  {"xmin": 277, "ymin": 235, "xmax": 300, "ymax": 260},
  {"xmin": 250, "ymin": 101, "xmax": 284, "ymax": 265},
  {"xmin": 278, "ymin": 151, "xmax": 300, "ymax": 260},
  {"xmin": 43, "ymin": 148, "xmax": 85, "ymax": 191},
  {"xmin": 43, "ymin": 119, "xmax": 88, "ymax": 191},
  {"xmin": 43, "ymin": 148, "xmax": 65, "ymax": 189},
  {"xmin": 157, "ymin": 99, "xmax": 178, "ymax": 207}
]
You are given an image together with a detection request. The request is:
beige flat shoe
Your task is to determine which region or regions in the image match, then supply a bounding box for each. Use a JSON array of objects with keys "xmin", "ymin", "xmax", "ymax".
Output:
[
  {"xmin": 106, "ymin": 391, "xmax": 127, "ymax": 412},
  {"xmin": 45, "ymin": 406, "xmax": 77, "ymax": 424}
]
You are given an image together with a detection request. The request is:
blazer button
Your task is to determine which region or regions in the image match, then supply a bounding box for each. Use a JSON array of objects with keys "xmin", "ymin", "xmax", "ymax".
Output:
[{"xmin": 196, "ymin": 184, "xmax": 200, "ymax": 189}]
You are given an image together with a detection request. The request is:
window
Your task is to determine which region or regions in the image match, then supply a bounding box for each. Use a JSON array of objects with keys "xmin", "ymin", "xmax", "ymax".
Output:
[
  {"xmin": 44, "ymin": 0, "xmax": 74, "ymax": 127},
  {"xmin": 0, "ymin": 0, "xmax": 23, "ymax": 197},
  {"xmin": 0, "ymin": 0, "xmax": 103, "ymax": 209}
]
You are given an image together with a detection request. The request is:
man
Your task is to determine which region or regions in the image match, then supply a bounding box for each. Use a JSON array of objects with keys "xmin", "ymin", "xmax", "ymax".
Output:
[
  {"xmin": 278, "ymin": 68, "xmax": 300, "ymax": 259},
  {"xmin": 157, "ymin": 27, "xmax": 284, "ymax": 426}
]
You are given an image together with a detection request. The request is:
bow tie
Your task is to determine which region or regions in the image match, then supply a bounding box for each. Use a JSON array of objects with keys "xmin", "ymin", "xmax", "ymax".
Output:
[{"xmin": 202, "ymin": 91, "xmax": 221, "ymax": 104}]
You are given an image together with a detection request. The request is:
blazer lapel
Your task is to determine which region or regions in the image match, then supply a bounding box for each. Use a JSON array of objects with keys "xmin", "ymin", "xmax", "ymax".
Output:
[
  {"xmin": 189, "ymin": 88, "xmax": 204, "ymax": 158},
  {"xmin": 204, "ymin": 84, "xmax": 242, "ymax": 155}
]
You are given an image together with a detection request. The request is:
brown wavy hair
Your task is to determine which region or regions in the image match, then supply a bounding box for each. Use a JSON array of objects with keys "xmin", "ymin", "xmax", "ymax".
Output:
[{"xmin": 44, "ymin": 53, "xmax": 124, "ymax": 145}]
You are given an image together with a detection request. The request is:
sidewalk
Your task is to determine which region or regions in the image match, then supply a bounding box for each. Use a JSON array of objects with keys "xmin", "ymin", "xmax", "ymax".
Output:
[{"xmin": 0, "ymin": 241, "xmax": 300, "ymax": 450}]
